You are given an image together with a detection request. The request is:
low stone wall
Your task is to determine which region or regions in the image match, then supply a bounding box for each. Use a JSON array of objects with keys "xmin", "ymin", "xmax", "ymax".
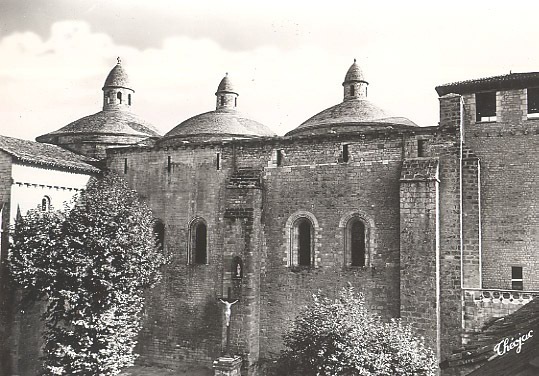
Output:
[{"xmin": 462, "ymin": 288, "xmax": 539, "ymax": 342}]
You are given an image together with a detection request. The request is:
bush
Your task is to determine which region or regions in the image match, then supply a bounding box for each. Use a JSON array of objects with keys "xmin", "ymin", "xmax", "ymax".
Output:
[{"xmin": 274, "ymin": 287, "xmax": 437, "ymax": 376}]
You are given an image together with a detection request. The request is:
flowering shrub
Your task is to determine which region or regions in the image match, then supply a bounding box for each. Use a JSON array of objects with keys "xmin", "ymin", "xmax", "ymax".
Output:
[
  {"xmin": 9, "ymin": 173, "xmax": 168, "ymax": 375},
  {"xmin": 274, "ymin": 287, "xmax": 437, "ymax": 376}
]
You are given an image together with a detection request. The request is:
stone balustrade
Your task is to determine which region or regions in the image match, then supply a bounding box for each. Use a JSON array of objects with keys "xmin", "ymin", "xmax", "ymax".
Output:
[
  {"xmin": 462, "ymin": 289, "xmax": 539, "ymax": 335},
  {"xmin": 465, "ymin": 288, "xmax": 539, "ymax": 305}
]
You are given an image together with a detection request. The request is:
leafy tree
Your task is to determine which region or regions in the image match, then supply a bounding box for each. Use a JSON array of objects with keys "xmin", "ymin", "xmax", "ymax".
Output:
[
  {"xmin": 274, "ymin": 287, "xmax": 437, "ymax": 376},
  {"xmin": 9, "ymin": 173, "xmax": 168, "ymax": 376}
]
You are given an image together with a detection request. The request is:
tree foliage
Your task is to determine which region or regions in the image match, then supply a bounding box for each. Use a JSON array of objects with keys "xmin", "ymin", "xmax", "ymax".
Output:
[
  {"xmin": 274, "ymin": 287, "xmax": 438, "ymax": 376},
  {"xmin": 9, "ymin": 173, "xmax": 168, "ymax": 375}
]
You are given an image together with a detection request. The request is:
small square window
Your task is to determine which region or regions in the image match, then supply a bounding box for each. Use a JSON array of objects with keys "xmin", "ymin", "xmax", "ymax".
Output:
[
  {"xmin": 511, "ymin": 266, "xmax": 523, "ymax": 290},
  {"xmin": 476, "ymin": 92, "xmax": 497, "ymax": 122}
]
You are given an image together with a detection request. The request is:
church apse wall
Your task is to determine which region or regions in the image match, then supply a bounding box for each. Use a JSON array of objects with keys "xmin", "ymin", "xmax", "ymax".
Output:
[
  {"xmin": 259, "ymin": 132, "xmax": 404, "ymax": 359},
  {"xmin": 107, "ymin": 128, "xmax": 435, "ymax": 370}
]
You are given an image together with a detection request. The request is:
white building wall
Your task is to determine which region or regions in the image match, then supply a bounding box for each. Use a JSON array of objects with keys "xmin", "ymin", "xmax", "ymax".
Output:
[{"xmin": 9, "ymin": 163, "xmax": 93, "ymax": 224}]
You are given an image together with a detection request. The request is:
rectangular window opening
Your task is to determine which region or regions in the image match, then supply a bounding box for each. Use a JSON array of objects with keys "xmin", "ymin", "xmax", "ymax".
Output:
[
  {"xmin": 123, "ymin": 158, "xmax": 128, "ymax": 174},
  {"xmin": 476, "ymin": 91, "xmax": 497, "ymax": 122},
  {"xmin": 276, "ymin": 149, "xmax": 283, "ymax": 167},
  {"xmin": 527, "ymin": 87, "xmax": 539, "ymax": 117},
  {"xmin": 216, "ymin": 153, "xmax": 221, "ymax": 170},
  {"xmin": 511, "ymin": 266, "xmax": 523, "ymax": 290},
  {"xmin": 167, "ymin": 156, "xmax": 171, "ymax": 173},
  {"xmin": 417, "ymin": 139, "xmax": 427, "ymax": 157},
  {"xmin": 342, "ymin": 144, "xmax": 349, "ymax": 163}
]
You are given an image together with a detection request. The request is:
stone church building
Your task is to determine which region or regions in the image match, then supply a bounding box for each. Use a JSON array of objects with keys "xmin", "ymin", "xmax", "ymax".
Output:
[{"xmin": 1, "ymin": 59, "xmax": 539, "ymax": 375}]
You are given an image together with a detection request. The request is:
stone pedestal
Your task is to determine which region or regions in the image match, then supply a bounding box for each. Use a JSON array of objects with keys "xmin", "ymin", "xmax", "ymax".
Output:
[{"xmin": 213, "ymin": 356, "xmax": 242, "ymax": 376}]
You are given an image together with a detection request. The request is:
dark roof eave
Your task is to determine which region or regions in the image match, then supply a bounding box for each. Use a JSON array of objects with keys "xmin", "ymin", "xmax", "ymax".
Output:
[
  {"xmin": 13, "ymin": 156, "xmax": 100, "ymax": 174},
  {"xmin": 37, "ymin": 132, "xmax": 161, "ymax": 140},
  {"xmin": 286, "ymin": 121, "xmax": 418, "ymax": 136},
  {"xmin": 436, "ymin": 72, "xmax": 539, "ymax": 96}
]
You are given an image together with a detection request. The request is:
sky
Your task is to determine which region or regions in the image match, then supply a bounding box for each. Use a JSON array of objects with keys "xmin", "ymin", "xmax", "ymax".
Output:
[{"xmin": 1, "ymin": 0, "xmax": 539, "ymax": 140}]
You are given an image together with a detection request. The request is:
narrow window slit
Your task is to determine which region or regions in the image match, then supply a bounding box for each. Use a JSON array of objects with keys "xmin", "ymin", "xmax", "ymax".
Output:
[{"xmin": 342, "ymin": 144, "xmax": 349, "ymax": 163}]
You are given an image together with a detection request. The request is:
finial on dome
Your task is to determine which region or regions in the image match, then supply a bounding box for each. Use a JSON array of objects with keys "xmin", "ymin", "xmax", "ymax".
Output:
[
  {"xmin": 117, "ymin": 57, "xmax": 121, "ymax": 64},
  {"xmin": 354, "ymin": 58, "xmax": 356, "ymax": 63}
]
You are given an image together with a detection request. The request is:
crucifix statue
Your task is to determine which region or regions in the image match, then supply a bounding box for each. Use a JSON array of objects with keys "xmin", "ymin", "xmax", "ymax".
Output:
[
  {"xmin": 219, "ymin": 298, "xmax": 238, "ymax": 327},
  {"xmin": 218, "ymin": 291, "xmax": 239, "ymax": 356}
]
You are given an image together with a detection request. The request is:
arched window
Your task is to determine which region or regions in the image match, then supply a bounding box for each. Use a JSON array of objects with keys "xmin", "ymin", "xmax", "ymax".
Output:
[
  {"xmin": 297, "ymin": 219, "xmax": 312, "ymax": 266},
  {"xmin": 220, "ymin": 96, "xmax": 225, "ymax": 106},
  {"xmin": 117, "ymin": 91, "xmax": 122, "ymax": 104},
  {"xmin": 350, "ymin": 85, "xmax": 355, "ymax": 96},
  {"xmin": 41, "ymin": 196, "xmax": 51, "ymax": 212},
  {"xmin": 128, "ymin": 93, "xmax": 132, "ymax": 106},
  {"xmin": 290, "ymin": 217, "xmax": 314, "ymax": 267},
  {"xmin": 190, "ymin": 219, "xmax": 207, "ymax": 264},
  {"xmin": 347, "ymin": 218, "xmax": 366, "ymax": 267},
  {"xmin": 234, "ymin": 97, "xmax": 237, "ymax": 107},
  {"xmin": 153, "ymin": 220, "xmax": 165, "ymax": 251},
  {"xmin": 286, "ymin": 211, "xmax": 318, "ymax": 268},
  {"xmin": 106, "ymin": 91, "xmax": 111, "ymax": 104}
]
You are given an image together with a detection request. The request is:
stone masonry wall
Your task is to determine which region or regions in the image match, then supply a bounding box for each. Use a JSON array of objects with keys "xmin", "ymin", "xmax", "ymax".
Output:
[
  {"xmin": 462, "ymin": 91, "xmax": 539, "ymax": 290},
  {"xmin": 399, "ymin": 160, "xmax": 439, "ymax": 352},
  {"xmin": 461, "ymin": 150, "xmax": 481, "ymax": 289},
  {"xmin": 107, "ymin": 126, "xmax": 463, "ymax": 374},
  {"xmin": 436, "ymin": 95, "xmax": 466, "ymax": 363},
  {"xmin": 107, "ymin": 130, "xmax": 412, "ymax": 371},
  {"xmin": 258, "ymin": 132, "xmax": 407, "ymax": 360},
  {"xmin": 109, "ymin": 145, "xmax": 229, "ymax": 370}
]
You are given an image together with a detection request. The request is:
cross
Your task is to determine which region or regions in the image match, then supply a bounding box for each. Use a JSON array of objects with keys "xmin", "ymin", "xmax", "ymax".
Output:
[{"xmin": 218, "ymin": 288, "xmax": 239, "ymax": 356}]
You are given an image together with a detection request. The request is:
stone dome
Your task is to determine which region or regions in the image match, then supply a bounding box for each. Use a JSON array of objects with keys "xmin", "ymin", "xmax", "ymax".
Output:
[
  {"xmin": 37, "ymin": 59, "xmax": 160, "ymax": 159},
  {"xmin": 160, "ymin": 74, "xmax": 275, "ymax": 144},
  {"xmin": 103, "ymin": 57, "xmax": 131, "ymax": 89},
  {"xmin": 287, "ymin": 60, "xmax": 417, "ymax": 136},
  {"xmin": 216, "ymin": 73, "xmax": 237, "ymax": 94},
  {"xmin": 343, "ymin": 59, "xmax": 366, "ymax": 84}
]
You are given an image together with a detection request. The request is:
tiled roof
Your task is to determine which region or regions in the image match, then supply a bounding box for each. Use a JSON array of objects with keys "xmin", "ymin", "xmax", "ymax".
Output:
[
  {"xmin": 36, "ymin": 110, "xmax": 161, "ymax": 139},
  {"xmin": 436, "ymin": 72, "xmax": 539, "ymax": 96},
  {"xmin": 0, "ymin": 135, "xmax": 100, "ymax": 173},
  {"xmin": 161, "ymin": 109, "xmax": 276, "ymax": 142},
  {"xmin": 287, "ymin": 98, "xmax": 417, "ymax": 136},
  {"xmin": 443, "ymin": 299, "xmax": 539, "ymax": 376}
]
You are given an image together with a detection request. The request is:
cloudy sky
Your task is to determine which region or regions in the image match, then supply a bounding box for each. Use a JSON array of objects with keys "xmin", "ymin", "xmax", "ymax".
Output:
[{"xmin": 1, "ymin": 0, "xmax": 539, "ymax": 140}]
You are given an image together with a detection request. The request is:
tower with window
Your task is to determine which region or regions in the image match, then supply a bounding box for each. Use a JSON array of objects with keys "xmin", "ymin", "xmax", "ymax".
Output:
[
  {"xmin": 215, "ymin": 73, "xmax": 239, "ymax": 111},
  {"xmin": 102, "ymin": 57, "xmax": 135, "ymax": 111},
  {"xmin": 342, "ymin": 59, "xmax": 369, "ymax": 101}
]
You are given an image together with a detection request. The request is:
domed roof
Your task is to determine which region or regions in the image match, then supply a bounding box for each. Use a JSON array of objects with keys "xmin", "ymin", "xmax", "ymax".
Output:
[
  {"xmin": 161, "ymin": 109, "xmax": 275, "ymax": 143},
  {"xmin": 287, "ymin": 60, "xmax": 418, "ymax": 136},
  {"xmin": 37, "ymin": 110, "xmax": 161, "ymax": 140},
  {"xmin": 343, "ymin": 59, "xmax": 366, "ymax": 84},
  {"xmin": 160, "ymin": 73, "xmax": 275, "ymax": 143},
  {"xmin": 216, "ymin": 73, "xmax": 237, "ymax": 94},
  {"xmin": 287, "ymin": 99, "xmax": 417, "ymax": 136},
  {"xmin": 103, "ymin": 58, "xmax": 131, "ymax": 89}
]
